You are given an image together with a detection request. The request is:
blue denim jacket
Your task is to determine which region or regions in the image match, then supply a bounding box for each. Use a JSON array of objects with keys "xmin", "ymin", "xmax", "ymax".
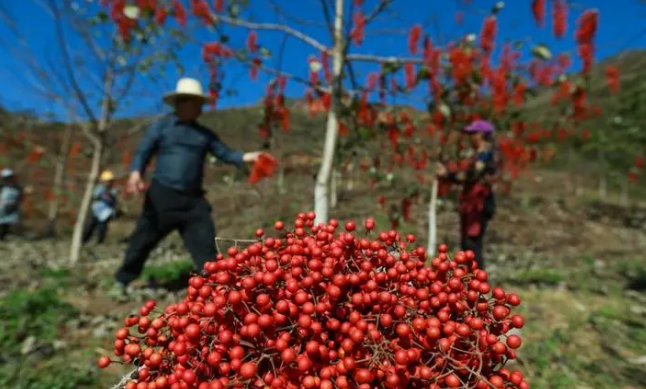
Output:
[
  {"xmin": 130, "ymin": 115, "xmax": 244, "ymax": 192},
  {"xmin": 91, "ymin": 184, "xmax": 118, "ymax": 222},
  {"xmin": 0, "ymin": 184, "xmax": 22, "ymax": 225}
]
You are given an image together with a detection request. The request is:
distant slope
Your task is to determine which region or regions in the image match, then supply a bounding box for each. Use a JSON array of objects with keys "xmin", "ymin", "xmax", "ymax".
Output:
[
  {"xmin": 3, "ymin": 51, "xmax": 646, "ymax": 227},
  {"xmin": 525, "ymin": 50, "xmax": 646, "ymax": 174}
]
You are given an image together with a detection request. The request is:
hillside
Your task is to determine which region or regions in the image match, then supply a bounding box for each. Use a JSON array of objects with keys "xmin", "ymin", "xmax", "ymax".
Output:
[
  {"xmin": 525, "ymin": 50, "xmax": 646, "ymax": 180},
  {"xmin": 1, "ymin": 51, "xmax": 646, "ymax": 389},
  {"xmin": 4, "ymin": 51, "xmax": 646, "ymax": 200},
  {"xmin": 1, "ymin": 168, "xmax": 646, "ymax": 389}
]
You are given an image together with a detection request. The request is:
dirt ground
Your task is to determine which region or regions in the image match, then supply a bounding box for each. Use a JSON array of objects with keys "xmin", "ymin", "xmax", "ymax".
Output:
[{"xmin": 1, "ymin": 169, "xmax": 646, "ymax": 389}]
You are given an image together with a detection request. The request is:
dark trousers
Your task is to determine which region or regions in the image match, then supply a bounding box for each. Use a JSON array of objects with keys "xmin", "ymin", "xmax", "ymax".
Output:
[
  {"xmin": 460, "ymin": 214, "xmax": 490, "ymax": 270},
  {"xmin": 82, "ymin": 215, "xmax": 109, "ymax": 244},
  {"xmin": 0, "ymin": 224, "xmax": 10, "ymax": 240},
  {"xmin": 115, "ymin": 181, "xmax": 217, "ymax": 286}
]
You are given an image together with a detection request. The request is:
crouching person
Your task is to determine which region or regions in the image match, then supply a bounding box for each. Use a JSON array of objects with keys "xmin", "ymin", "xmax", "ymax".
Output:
[
  {"xmin": 0, "ymin": 169, "xmax": 22, "ymax": 240},
  {"xmin": 83, "ymin": 170, "xmax": 119, "ymax": 245}
]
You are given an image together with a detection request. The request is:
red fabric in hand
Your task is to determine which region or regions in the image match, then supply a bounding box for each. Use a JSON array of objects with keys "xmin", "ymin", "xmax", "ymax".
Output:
[
  {"xmin": 459, "ymin": 183, "xmax": 490, "ymax": 237},
  {"xmin": 249, "ymin": 153, "xmax": 278, "ymax": 184}
]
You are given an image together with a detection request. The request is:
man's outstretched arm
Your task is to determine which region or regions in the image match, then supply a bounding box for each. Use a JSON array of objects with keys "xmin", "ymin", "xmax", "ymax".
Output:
[{"xmin": 209, "ymin": 132, "xmax": 263, "ymax": 168}]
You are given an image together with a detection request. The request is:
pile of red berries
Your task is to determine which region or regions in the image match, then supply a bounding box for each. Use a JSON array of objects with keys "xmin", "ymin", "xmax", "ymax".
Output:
[{"xmin": 99, "ymin": 212, "xmax": 528, "ymax": 389}]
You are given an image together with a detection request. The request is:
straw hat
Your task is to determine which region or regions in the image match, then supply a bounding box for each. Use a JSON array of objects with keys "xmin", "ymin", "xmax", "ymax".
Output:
[
  {"xmin": 162, "ymin": 78, "xmax": 209, "ymax": 106},
  {"xmin": 100, "ymin": 170, "xmax": 115, "ymax": 182}
]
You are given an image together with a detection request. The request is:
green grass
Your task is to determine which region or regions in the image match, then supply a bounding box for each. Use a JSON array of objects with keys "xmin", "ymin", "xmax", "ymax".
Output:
[
  {"xmin": 517, "ymin": 268, "xmax": 566, "ymax": 286},
  {"xmin": 614, "ymin": 259, "xmax": 646, "ymax": 286},
  {"xmin": 0, "ymin": 286, "xmax": 99, "ymax": 389},
  {"xmin": 38, "ymin": 267, "xmax": 72, "ymax": 288},
  {"xmin": 499, "ymin": 268, "xmax": 567, "ymax": 287},
  {"xmin": 0, "ymin": 358, "xmax": 99, "ymax": 389},
  {"xmin": 520, "ymin": 328, "xmax": 580, "ymax": 388},
  {"xmin": 512, "ymin": 285, "xmax": 646, "ymax": 389},
  {"xmin": 0, "ymin": 287, "xmax": 78, "ymax": 354},
  {"xmin": 141, "ymin": 258, "xmax": 194, "ymax": 283}
]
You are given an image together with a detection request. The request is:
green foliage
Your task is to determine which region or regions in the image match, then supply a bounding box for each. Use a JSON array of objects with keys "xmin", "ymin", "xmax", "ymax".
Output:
[
  {"xmin": 0, "ymin": 287, "xmax": 78, "ymax": 355},
  {"xmin": 511, "ymin": 268, "xmax": 566, "ymax": 286},
  {"xmin": 520, "ymin": 328, "xmax": 579, "ymax": 388},
  {"xmin": 614, "ymin": 257, "xmax": 646, "ymax": 288},
  {"xmin": 142, "ymin": 259, "xmax": 194, "ymax": 282},
  {"xmin": 0, "ymin": 358, "xmax": 98, "ymax": 389},
  {"xmin": 38, "ymin": 267, "xmax": 72, "ymax": 287},
  {"xmin": 0, "ymin": 287, "xmax": 98, "ymax": 389}
]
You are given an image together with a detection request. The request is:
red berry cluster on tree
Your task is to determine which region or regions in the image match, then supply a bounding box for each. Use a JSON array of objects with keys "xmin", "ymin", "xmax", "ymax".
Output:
[{"xmin": 95, "ymin": 0, "xmax": 617, "ymax": 227}]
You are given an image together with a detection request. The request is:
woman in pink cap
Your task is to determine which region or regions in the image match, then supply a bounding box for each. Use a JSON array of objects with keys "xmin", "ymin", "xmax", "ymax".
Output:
[{"xmin": 435, "ymin": 120, "xmax": 498, "ymax": 270}]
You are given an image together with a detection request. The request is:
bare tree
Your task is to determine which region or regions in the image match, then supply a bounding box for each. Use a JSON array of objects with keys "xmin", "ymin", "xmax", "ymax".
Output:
[
  {"xmin": 0, "ymin": 0, "xmax": 179, "ymax": 262},
  {"xmin": 46, "ymin": 117, "xmax": 74, "ymax": 236}
]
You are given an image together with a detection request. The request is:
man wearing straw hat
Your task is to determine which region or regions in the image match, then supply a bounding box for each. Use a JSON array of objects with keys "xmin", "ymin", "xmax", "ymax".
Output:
[
  {"xmin": 111, "ymin": 78, "xmax": 265, "ymax": 298},
  {"xmin": 82, "ymin": 170, "xmax": 119, "ymax": 245},
  {"xmin": 0, "ymin": 168, "xmax": 22, "ymax": 240}
]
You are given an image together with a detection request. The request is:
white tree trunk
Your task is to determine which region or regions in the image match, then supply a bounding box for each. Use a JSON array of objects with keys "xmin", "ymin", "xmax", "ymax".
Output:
[
  {"xmin": 70, "ymin": 70, "xmax": 113, "ymax": 264},
  {"xmin": 426, "ymin": 178, "xmax": 439, "ymax": 256},
  {"xmin": 46, "ymin": 123, "xmax": 73, "ymax": 236},
  {"xmin": 346, "ymin": 163, "xmax": 354, "ymax": 191},
  {"xmin": 598, "ymin": 173, "xmax": 607, "ymax": 199},
  {"xmin": 330, "ymin": 169, "xmax": 338, "ymax": 209},
  {"xmin": 276, "ymin": 165, "xmax": 285, "ymax": 194},
  {"xmin": 567, "ymin": 145, "xmax": 576, "ymax": 194},
  {"xmin": 314, "ymin": 0, "xmax": 344, "ymax": 225},
  {"xmin": 621, "ymin": 178, "xmax": 629, "ymax": 206},
  {"xmin": 597, "ymin": 148, "xmax": 607, "ymax": 199},
  {"xmin": 69, "ymin": 141, "xmax": 102, "ymax": 264}
]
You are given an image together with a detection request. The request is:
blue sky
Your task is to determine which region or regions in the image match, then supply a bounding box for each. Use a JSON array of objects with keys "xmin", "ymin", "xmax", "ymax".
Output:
[{"xmin": 0, "ymin": 0, "xmax": 645, "ymax": 121}]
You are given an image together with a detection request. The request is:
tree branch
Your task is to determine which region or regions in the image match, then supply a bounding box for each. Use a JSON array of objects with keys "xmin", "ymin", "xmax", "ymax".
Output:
[
  {"xmin": 342, "ymin": 0, "xmax": 358, "ymax": 89},
  {"xmin": 36, "ymin": 0, "xmax": 109, "ymax": 66},
  {"xmin": 364, "ymin": 0, "xmax": 396, "ymax": 23},
  {"xmin": 105, "ymin": 115, "xmax": 162, "ymax": 147},
  {"xmin": 208, "ymin": 12, "xmax": 329, "ymax": 52},
  {"xmin": 48, "ymin": 0, "xmax": 98, "ymax": 124},
  {"xmin": 318, "ymin": 0, "xmax": 335, "ymax": 36},
  {"xmin": 109, "ymin": 369, "xmax": 137, "ymax": 389},
  {"xmin": 266, "ymin": 0, "xmax": 328, "ymax": 28},
  {"xmin": 346, "ymin": 53, "xmax": 424, "ymax": 63}
]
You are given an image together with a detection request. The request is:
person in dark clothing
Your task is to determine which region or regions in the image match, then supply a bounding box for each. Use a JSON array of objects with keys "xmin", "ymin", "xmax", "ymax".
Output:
[
  {"xmin": 436, "ymin": 120, "xmax": 498, "ymax": 270},
  {"xmin": 0, "ymin": 169, "xmax": 22, "ymax": 240},
  {"xmin": 111, "ymin": 78, "xmax": 264, "ymax": 298},
  {"xmin": 83, "ymin": 170, "xmax": 119, "ymax": 245}
]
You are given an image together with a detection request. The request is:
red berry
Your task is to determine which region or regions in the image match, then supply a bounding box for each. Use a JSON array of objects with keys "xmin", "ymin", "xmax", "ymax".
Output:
[
  {"xmin": 507, "ymin": 334, "xmax": 522, "ymax": 349},
  {"xmin": 97, "ymin": 356, "xmax": 111, "ymax": 368},
  {"xmin": 239, "ymin": 362, "xmax": 257, "ymax": 379},
  {"xmin": 103, "ymin": 214, "xmax": 528, "ymax": 389}
]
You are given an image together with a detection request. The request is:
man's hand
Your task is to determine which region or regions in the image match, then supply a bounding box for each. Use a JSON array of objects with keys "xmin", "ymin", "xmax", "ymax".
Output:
[
  {"xmin": 435, "ymin": 162, "xmax": 448, "ymax": 177},
  {"xmin": 242, "ymin": 151, "xmax": 264, "ymax": 163},
  {"xmin": 127, "ymin": 171, "xmax": 145, "ymax": 194}
]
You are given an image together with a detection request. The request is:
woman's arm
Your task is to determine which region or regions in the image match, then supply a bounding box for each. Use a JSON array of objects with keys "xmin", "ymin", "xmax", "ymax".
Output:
[{"xmin": 450, "ymin": 153, "xmax": 494, "ymax": 185}]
